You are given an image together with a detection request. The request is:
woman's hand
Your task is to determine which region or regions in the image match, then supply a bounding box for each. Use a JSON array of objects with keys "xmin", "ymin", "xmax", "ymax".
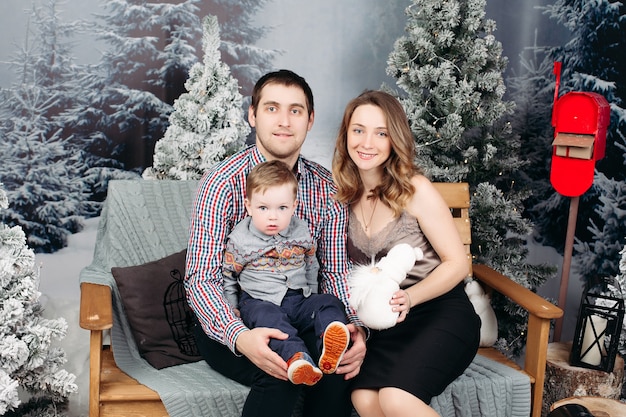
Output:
[{"xmin": 391, "ymin": 289, "xmax": 412, "ymax": 324}]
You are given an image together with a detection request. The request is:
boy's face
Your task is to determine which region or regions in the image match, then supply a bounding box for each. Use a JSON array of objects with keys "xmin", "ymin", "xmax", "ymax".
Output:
[{"xmin": 245, "ymin": 183, "xmax": 297, "ymax": 236}]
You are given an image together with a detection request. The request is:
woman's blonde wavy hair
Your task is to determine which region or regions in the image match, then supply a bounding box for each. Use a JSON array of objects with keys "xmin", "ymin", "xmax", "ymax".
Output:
[{"xmin": 332, "ymin": 90, "xmax": 422, "ymax": 217}]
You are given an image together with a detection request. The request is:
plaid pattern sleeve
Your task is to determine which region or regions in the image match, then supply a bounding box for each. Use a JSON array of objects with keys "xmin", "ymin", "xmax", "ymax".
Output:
[
  {"xmin": 185, "ymin": 147, "xmax": 260, "ymax": 353},
  {"xmin": 296, "ymin": 159, "xmax": 360, "ymax": 324},
  {"xmin": 222, "ymin": 240, "xmax": 244, "ymax": 310}
]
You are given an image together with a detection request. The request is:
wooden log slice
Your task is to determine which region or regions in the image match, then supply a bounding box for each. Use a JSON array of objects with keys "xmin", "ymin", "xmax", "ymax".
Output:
[
  {"xmin": 550, "ymin": 396, "xmax": 626, "ymax": 417},
  {"xmin": 542, "ymin": 342, "xmax": 624, "ymax": 417}
]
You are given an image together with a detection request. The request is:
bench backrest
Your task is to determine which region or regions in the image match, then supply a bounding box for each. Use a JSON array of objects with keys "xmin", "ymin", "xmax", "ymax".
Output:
[
  {"xmin": 90, "ymin": 180, "xmax": 199, "ymax": 271},
  {"xmin": 90, "ymin": 180, "xmax": 471, "ymax": 274},
  {"xmin": 432, "ymin": 182, "xmax": 472, "ymax": 277}
]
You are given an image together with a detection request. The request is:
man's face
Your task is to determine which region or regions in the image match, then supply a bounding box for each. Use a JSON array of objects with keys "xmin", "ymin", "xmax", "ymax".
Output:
[{"xmin": 248, "ymin": 83, "xmax": 314, "ymax": 164}]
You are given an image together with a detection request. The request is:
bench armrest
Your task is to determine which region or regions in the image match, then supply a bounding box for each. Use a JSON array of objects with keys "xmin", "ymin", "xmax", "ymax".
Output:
[
  {"xmin": 80, "ymin": 282, "xmax": 113, "ymax": 417},
  {"xmin": 80, "ymin": 282, "xmax": 113, "ymax": 331},
  {"xmin": 472, "ymin": 263, "xmax": 563, "ymax": 417},
  {"xmin": 472, "ymin": 264, "xmax": 562, "ymax": 320}
]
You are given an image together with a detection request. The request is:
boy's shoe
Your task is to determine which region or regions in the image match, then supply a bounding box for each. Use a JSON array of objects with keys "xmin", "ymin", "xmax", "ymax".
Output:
[
  {"xmin": 319, "ymin": 321, "xmax": 350, "ymax": 374},
  {"xmin": 287, "ymin": 352, "xmax": 323, "ymax": 386}
]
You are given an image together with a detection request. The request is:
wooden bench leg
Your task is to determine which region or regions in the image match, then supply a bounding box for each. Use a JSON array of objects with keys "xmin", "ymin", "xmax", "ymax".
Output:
[{"xmin": 89, "ymin": 331, "xmax": 103, "ymax": 417}]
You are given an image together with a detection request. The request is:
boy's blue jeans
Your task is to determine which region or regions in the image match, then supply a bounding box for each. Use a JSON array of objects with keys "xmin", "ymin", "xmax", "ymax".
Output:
[
  {"xmin": 191, "ymin": 290, "xmax": 352, "ymax": 417},
  {"xmin": 239, "ymin": 289, "xmax": 348, "ymax": 362}
]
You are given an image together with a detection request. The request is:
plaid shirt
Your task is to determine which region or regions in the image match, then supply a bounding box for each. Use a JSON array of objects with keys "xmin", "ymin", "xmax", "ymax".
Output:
[{"xmin": 186, "ymin": 145, "xmax": 355, "ymax": 353}]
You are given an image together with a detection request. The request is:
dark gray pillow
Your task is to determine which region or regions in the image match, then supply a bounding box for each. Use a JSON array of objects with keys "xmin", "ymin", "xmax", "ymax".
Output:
[{"xmin": 111, "ymin": 249, "xmax": 202, "ymax": 369}]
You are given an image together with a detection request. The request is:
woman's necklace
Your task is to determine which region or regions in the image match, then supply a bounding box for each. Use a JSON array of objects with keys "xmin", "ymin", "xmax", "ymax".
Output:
[{"xmin": 360, "ymin": 198, "xmax": 378, "ymax": 233}]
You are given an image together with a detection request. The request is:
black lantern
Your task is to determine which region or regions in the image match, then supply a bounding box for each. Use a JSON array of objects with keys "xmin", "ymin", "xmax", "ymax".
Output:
[{"xmin": 569, "ymin": 285, "xmax": 624, "ymax": 372}]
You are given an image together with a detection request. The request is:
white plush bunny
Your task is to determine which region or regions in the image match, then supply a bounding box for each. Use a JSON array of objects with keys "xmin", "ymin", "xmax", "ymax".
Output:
[
  {"xmin": 464, "ymin": 279, "xmax": 498, "ymax": 347},
  {"xmin": 349, "ymin": 243, "xmax": 424, "ymax": 330}
]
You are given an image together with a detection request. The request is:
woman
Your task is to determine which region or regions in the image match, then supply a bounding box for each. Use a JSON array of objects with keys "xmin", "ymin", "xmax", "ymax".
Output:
[{"xmin": 332, "ymin": 90, "xmax": 480, "ymax": 417}]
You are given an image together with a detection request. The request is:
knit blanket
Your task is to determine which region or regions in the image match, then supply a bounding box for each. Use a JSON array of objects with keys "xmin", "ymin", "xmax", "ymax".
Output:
[{"xmin": 79, "ymin": 179, "xmax": 530, "ymax": 417}]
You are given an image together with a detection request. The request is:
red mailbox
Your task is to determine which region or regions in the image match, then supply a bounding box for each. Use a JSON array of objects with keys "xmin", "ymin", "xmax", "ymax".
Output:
[
  {"xmin": 549, "ymin": 63, "xmax": 612, "ymax": 342},
  {"xmin": 550, "ymin": 91, "xmax": 610, "ymax": 197}
]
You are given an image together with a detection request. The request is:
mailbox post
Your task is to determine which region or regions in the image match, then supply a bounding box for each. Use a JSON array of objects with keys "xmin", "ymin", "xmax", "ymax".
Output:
[{"xmin": 550, "ymin": 62, "xmax": 610, "ymax": 341}]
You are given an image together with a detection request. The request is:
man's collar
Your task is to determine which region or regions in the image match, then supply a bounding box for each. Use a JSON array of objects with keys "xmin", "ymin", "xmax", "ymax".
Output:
[{"xmin": 249, "ymin": 146, "xmax": 303, "ymax": 180}]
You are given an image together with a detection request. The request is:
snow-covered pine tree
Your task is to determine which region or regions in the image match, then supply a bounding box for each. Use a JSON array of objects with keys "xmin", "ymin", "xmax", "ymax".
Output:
[
  {"xmin": 387, "ymin": 0, "xmax": 513, "ymax": 181},
  {"xmin": 387, "ymin": 0, "xmax": 556, "ymax": 356},
  {"xmin": 0, "ymin": 183, "xmax": 77, "ymax": 417},
  {"xmin": 195, "ymin": 0, "xmax": 280, "ymax": 98},
  {"xmin": 59, "ymin": 0, "xmax": 203, "ymax": 183},
  {"xmin": 143, "ymin": 15, "xmax": 249, "ymax": 180},
  {"xmin": 537, "ymin": 0, "xmax": 626, "ymax": 284},
  {"xmin": 506, "ymin": 46, "xmax": 576, "ymax": 254},
  {"xmin": 0, "ymin": 110, "xmax": 89, "ymax": 252},
  {"xmin": 507, "ymin": 48, "xmax": 559, "ymax": 208},
  {"xmin": 0, "ymin": 0, "xmax": 97, "ymax": 252},
  {"xmin": 574, "ymin": 172, "xmax": 626, "ymax": 281},
  {"xmin": 611, "ymin": 244, "xmax": 626, "ymax": 356},
  {"xmin": 17, "ymin": 1, "xmax": 85, "ymax": 119}
]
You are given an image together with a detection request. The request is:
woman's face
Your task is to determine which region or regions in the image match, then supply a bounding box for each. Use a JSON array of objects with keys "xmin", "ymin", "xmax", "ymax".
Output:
[{"xmin": 346, "ymin": 104, "xmax": 391, "ymax": 173}]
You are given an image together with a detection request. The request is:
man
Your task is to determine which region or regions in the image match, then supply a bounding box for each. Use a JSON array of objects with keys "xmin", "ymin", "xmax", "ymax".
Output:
[{"xmin": 186, "ymin": 69, "xmax": 367, "ymax": 417}]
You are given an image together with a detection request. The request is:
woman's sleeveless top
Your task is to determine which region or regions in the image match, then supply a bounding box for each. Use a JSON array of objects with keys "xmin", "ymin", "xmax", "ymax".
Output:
[{"xmin": 347, "ymin": 210, "xmax": 441, "ymax": 288}]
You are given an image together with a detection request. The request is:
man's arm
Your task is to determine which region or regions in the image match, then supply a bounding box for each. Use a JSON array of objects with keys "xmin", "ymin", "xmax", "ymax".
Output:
[
  {"xmin": 185, "ymin": 172, "xmax": 248, "ymax": 353},
  {"xmin": 304, "ymin": 244, "xmax": 320, "ymax": 294},
  {"xmin": 317, "ymin": 196, "xmax": 360, "ymax": 323},
  {"xmin": 316, "ymin": 190, "xmax": 368, "ymax": 379},
  {"xmin": 222, "ymin": 240, "xmax": 242, "ymax": 310}
]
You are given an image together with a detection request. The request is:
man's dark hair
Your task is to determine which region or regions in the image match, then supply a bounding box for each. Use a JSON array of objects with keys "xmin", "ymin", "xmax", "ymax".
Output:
[{"xmin": 250, "ymin": 69, "xmax": 314, "ymax": 117}]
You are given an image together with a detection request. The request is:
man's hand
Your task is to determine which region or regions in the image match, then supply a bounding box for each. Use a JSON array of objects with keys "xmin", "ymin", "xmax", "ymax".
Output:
[
  {"xmin": 235, "ymin": 328, "xmax": 289, "ymax": 381},
  {"xmin": 335, "ymin": 323, "xmax": 366, "ymax": 380}
]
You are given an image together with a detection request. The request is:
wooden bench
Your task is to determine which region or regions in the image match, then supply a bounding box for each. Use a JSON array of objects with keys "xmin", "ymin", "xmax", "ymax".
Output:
[
  {"xmin": 79, "ymin": 181, "xmax": 563, "ymax": 417},
  {"xmin": 80, "ymin": 283, "xmax": 168, "ymax": 417}
]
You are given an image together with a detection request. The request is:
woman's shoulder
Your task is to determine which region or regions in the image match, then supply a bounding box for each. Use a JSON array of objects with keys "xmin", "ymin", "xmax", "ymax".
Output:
[
  {"xmin": 408, "ymin": 174, "xmax": 435, "ymax": 196},
  {"xmin": 406, "ymin": 174, "xmax": 442, "ymax": 216},
  {"xmin": 409, "ymin": 173, "xmax": 430, "ymax": 185}
]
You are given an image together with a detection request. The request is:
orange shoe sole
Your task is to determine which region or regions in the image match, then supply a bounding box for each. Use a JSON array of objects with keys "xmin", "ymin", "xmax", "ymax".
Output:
[
  {"xmin": 288, "ymin": 360, "xmax": 323, "ymax": 386},
  {"xmin": 319, "ymin": 322, "xmax": 349, "ymax": 374}
]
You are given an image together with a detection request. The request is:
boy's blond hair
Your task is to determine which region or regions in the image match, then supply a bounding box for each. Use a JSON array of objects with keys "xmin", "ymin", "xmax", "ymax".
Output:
[{"xmin": 246, "ymin": 160, "xmax": 298, "ymax": 200}]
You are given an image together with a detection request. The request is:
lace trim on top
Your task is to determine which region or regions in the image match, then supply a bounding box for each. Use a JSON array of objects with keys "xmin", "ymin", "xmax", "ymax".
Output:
[{"xmin": 348, "ymin": 210, "xmax": 442, "ymax": 286}]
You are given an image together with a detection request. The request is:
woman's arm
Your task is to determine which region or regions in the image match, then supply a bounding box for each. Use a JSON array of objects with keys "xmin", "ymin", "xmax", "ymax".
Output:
[{"xmin": 403, "ymin": 175, "xmax": 469, "ymax": 307}]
